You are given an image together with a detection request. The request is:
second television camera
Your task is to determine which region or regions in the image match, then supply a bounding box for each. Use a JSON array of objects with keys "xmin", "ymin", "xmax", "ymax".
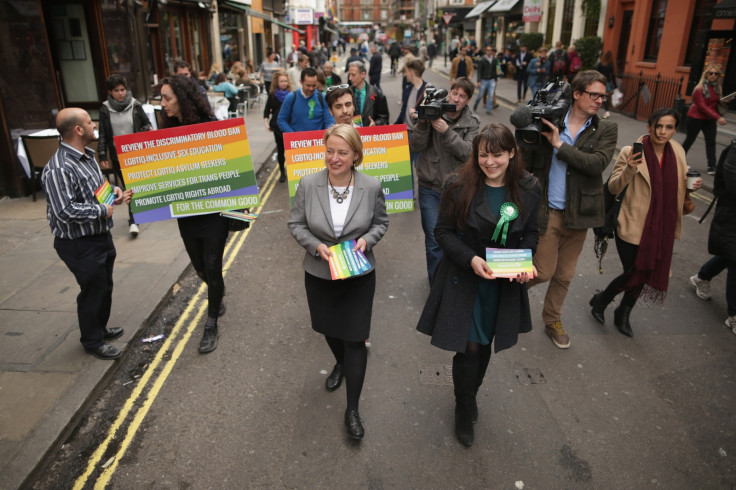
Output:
[
  {"xmin": 512, "ymin": 79, "xmax": 572, "ymax": 146},
  {"xmin": 417, "ymin": 87, "xmax": 456, "ymax": 121}
]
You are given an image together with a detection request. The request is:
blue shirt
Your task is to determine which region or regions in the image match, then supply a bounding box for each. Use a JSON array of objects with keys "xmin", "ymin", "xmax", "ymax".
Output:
[
  {"xmin": 276, "ymin": 90, "xmax": 335, "ymax": 133},
  {"xmin": 547, "ymin": 111, "xmax": 592, "ymax": 210}
]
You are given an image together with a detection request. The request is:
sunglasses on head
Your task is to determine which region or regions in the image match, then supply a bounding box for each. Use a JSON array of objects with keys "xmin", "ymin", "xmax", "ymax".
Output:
[{"xmin": 326, "ymin": 84, "xmax": 350, "ymax": 92}]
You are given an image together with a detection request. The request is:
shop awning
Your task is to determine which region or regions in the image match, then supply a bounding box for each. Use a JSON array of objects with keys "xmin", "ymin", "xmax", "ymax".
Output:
[
  {"xmin": 714, "ymin": 0, "xmax": 736, "ymax": 18},
  {"xmin": 220, "ymin": 1, "xmax": 305, "ymax": 33},
  {"xmin": 466, "ymin": 1, "xmax": 496, "ymax": 19},
  {"xmin": 176, "ymin": 0, "xmax": 212, "ymax": 8},
  {"xmin": 488, "ymin": 0, "xmax": 519, "ymax": 13}
]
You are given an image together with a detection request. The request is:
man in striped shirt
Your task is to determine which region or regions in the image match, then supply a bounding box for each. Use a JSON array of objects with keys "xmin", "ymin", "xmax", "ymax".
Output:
[{"xmin": 41, "ymin": 108, "xmax": 133, "ymax": 360}]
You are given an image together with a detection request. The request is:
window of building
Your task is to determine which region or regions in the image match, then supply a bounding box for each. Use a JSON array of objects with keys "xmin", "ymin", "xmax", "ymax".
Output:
[
  {"xmin": 560, "ymin": 0, "xmax": 574, "ymax": 46},
  {"xmin": 381, "ymin": 10, "xmax": 387, "ymax": 19},
  {"xmin": 644, "ymin": 0, "xmax": 667, "ymax": 61},
  {"xmin": 545, "ymin": 0, "xmax": 556, "ymax": 45},
  {"xmin": 684, "ymin": 0, "xmax": 716, "ymax": 65}
]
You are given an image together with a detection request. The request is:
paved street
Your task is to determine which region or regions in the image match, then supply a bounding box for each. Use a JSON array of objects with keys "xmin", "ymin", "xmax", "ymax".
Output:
[{"xmin": 3, "ymin": 54, "xmax": 736, "ymax": 489}]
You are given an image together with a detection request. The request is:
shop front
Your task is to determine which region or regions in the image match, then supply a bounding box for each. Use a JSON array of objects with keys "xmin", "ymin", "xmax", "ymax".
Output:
[{"xmin": 0, "ymin": 0, "xmax": 147, "ymax": 197}]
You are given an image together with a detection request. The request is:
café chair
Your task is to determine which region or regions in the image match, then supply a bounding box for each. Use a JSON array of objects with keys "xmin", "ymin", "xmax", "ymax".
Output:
[{"xmin": 22, "ymin": 134, "xmax": 60, "ymax": 201}]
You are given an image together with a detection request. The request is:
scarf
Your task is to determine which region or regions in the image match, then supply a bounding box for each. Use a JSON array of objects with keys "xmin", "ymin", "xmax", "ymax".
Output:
[
  {"xmin": 701, "ymin": 81, "xmax": 720, "ymax": 100},
  {"xmin": 275, "ymin": 88, "xmax": 289, "ymax": 103},
  {"xmin": 624, "ymin": 135, "xmax": 679, "ymax": 304},
  {"xmin": 107, "ymin": 91, "xmax": 133, "ymax": 112}
]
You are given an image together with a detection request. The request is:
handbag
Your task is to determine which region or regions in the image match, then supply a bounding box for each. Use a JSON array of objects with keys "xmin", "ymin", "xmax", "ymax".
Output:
[{"xmin": 594, "ymin": 181, "xmax": 628, "ymax": 240}]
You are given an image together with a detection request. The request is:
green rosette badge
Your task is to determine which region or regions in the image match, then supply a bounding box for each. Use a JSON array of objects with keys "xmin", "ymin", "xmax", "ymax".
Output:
[{"xmin": 492, "ymin": 202, "xmax": 519, "ymax": 246}]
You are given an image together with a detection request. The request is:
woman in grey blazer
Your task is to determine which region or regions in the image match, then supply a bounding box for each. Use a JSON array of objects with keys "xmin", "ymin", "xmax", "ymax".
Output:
[{"xmin": 288, "ymin": 124, "xmax": 388, "ymax": 440}]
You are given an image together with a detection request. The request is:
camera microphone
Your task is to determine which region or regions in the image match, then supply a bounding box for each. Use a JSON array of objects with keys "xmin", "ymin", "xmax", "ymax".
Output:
[{"xmin": 509, "ymin": 105, "xmax": 533, "ymax": 128}]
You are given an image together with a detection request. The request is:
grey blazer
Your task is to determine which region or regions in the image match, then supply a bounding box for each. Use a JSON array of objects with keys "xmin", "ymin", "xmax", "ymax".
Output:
[{"xmin": 288, "ymin": 168, "xmax": 389, "ymax": 280}]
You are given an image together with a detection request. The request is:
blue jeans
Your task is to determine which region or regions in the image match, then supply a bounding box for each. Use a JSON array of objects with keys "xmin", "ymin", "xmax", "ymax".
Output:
[
  {"xmin": 699, "ymin": 256, "xmax": 736, "ymax": 315},
  {"xmin": 418, "ymin": 186, "xmax": 443, "ymax": 283},
  {"xmin": 475, "ymin": 79, "xmax": 496, "ymax": 113}
]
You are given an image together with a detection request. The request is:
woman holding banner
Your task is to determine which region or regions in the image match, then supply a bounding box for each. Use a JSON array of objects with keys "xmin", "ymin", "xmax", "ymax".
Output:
[
  {"xmin": 416, "ymin": 123, "xmax": 540, "ymax": 447},
  {"xmin": 263, "ymin": 70, "xmax": 292, "ymax": 183},
  {"xmin": 288, "ymin": 124, "xmax": 388, "ymax": 440},
  {"xmin": 160, "ymin": 75, "xmax": 227, "ymax": 355}
]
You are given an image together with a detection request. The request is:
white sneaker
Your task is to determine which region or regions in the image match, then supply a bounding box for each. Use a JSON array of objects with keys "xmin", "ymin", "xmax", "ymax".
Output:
[
  {"xmin": 726, "ymin": 316, "xmax": 736, "ymax": 334},
  {"xmin": 129, "ymin": 223, "xmax": 140, "ymax": 237},
  {"xmin": 364, "ymin": 338, "xmax": 371, "ymax": 348},
  {"xmin": 689, "ymin": 275, "xmax": 711, "ymax": 300}
]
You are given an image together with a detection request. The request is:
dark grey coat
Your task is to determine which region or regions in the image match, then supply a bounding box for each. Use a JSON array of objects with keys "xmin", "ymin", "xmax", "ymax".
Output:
[
  {"xmin": 417, "ymin": 172, "xmax": 541, "ymax": 353},
  {"xmin": 708, "ymin": 140, "xmax": 736, "ymax": 262}
]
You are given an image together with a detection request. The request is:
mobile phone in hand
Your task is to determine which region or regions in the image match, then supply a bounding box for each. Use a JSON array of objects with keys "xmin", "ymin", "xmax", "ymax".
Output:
[{"xmin": 632, "ymin": 142, "xmax": 643, "ymax": 157}]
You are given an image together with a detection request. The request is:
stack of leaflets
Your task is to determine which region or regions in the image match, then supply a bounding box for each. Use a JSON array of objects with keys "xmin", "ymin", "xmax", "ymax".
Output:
[
  {"xmin": 328, "ymin": 239, "xmax": 373, "ymax": 280},
  {"xmin": 485, "ymin": 248, "xmax": 533, "ymax": 278},
  {"xmin": 94, "ymin": 181, "xmax": 116, "ymax": 206},
  {"xmin": 220, "ymin": 210, "xmax": 259, "ymax": 223}
]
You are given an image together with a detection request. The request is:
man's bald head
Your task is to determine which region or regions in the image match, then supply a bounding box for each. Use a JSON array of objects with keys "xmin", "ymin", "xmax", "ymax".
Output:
[{"xmin": 56, "ymin": 108, "xmax": 88, "ymax": 140}]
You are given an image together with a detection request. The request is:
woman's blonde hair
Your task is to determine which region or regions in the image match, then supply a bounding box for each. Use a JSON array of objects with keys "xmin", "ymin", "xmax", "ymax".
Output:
[
  {"xmin": 324, "ymin": 124, "xmax": 363, "ymax": 167},
  {"xmin": 695, "ymin": 64, "xmax": 723, "ymax": 94},
  {"xmin": 269, "ymin": 70, "xmax": 292, "ymax": 96}
]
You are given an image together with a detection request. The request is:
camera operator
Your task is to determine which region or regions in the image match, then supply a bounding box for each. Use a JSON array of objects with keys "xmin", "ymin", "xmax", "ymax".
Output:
[
  {"xmin": 518, "ymin": 70, "xmax": 618, "ymax": 349},
  {"xmin": 410, "ymin": 77, "xmax": 481, "ymax": 282}
]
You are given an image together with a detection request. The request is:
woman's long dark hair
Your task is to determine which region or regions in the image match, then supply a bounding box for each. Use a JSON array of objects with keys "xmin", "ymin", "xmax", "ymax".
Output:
[
  {"xmin": 440, "ymin": 123, "xmax": 527, "ymax": 229},
  {"xmin": 159, "ymin": 75, "xmax": 213, "ymax": 128}
]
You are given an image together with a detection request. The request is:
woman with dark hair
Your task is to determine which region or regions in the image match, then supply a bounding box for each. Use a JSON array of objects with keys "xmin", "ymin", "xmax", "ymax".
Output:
[
  {"xmin": 595, "ymin": 50, "xmax": 617, "ymax": 119},
  {"xmin": 160, "ymin": 75, "xmax": 227, "ymax": 354},
  {"xmin": 288, "ymin": 124, "xmax": 388, "ymax": 440},
  {"xmin": 417, "ymin": 123, "xmax": 541, "ymax": 446},
  {"xmin": 263, "ymin": 70, "xmax": 292, "ymax": 182},
  {"xmin": 590, "ymin": 108, "xmax": 699, "ymax": 337},
  {"xmin": 97, "ymin": 73, "xmax": 152, "ymax": 237},
  {"xmin": 682, "ymin": 64, "xmax": 729, "ymax": 175}
]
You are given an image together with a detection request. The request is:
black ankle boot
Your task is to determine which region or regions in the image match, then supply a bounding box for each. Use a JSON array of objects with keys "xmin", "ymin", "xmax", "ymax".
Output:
[
  {"xmin": 589, "ymin": 292, "xmax": 609, "ymax": 324},
  {"xmin": 198, "ymin": 325, "xmax": 219, "ymax": 353},
  {"xmin": 614, "ymin": 305, "xmax": 634, "ymax": 337},
  {"xmin": 453, "ymin": 355, "xmax": 478, "ymax": 446}
]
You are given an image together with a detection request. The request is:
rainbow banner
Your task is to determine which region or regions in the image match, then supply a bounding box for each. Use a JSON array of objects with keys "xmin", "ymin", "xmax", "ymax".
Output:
[
  {"xmin": 328, "ymin": 239, "xmax": 373, "ymax": 280},
  {"xmin": 113, "ymin": 118, "xmax": 259, "ymax": 224},
  {"xmin": 95, "ymin": 180, "xmax": 116, "ymax": 205},
  {"xmin": 283, "ymin": 124, "xmax": 414, "ymax": 214},
  {"xmin": 485, "ymin": 248, "xmax": 534, "ymax": 278}
]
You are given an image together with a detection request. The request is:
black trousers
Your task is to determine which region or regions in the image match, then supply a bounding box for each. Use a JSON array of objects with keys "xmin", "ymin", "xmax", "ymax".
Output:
[
  {"xmin": 599, "ymin": 236, "xmax": 642, "ymax": 308},
  {"xmin": 54, "ymin": 232, "xmax": 116, "ymax": 349},
  {"xmin": 181, "ymin": 234, "xmax": 227, "ymax": 318},
  {"xmin": 682, "ymin": 117, "xmax": 717, "ymax": 168}
]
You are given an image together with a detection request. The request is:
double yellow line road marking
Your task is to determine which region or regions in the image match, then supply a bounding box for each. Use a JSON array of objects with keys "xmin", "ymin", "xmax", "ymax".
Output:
[{"xmin": 74, "ymin": 166, "xmax": 279, "ymax": 490}]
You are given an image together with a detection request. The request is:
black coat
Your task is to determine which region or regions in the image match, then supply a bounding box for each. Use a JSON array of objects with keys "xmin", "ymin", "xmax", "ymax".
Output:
[
  {"xmin": 708, "ymin": 141, "xmax": 736, "ymax": 262},
  {"xmin": 352, "ymin": 82, "xmax": 389, "ymax": 126},
  {"xmin": 417, "ymin": 172, "xmax": 541, "ymax": 353}
]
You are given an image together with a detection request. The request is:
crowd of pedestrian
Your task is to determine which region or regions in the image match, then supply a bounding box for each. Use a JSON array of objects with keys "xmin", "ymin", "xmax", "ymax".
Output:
[{"xmin": 39, "ymin": 38, "xmax": 733, "ymax": 448}]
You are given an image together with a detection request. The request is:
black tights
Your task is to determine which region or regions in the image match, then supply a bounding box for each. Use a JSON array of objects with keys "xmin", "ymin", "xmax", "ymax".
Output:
[
  {"xmin": 454, "ymin": 341, "xmax": 493, "ymax": 390},
  {"xmin": 181, "ymin": 234, "xmax": 227, "ymax": 322},
  {"xmin": 325, "ymin": 336, "xmax": 367, "ymax": 412},
  {"xmin": 599, "ymin": 236, "xmax": 642, "ymax": 308}
]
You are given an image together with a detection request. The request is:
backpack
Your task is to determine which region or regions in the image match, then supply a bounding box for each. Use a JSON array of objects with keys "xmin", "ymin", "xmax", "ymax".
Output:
[{"xmin": 550, "ymin": 51, "xmax": 566, "ymax": 77}]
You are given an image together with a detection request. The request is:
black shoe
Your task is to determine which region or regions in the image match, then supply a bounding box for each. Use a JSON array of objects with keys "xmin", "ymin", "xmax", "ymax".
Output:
[
  {"xmin": 589, "ymin": 293, "xmax": 606, "ymax": 324},
  {"xmin": 103, "ymin": 327, "xmax": 124, "ymax": 340},
  {"xmin": 614, "ymin": 305, "xmax": 634, "ymax": 337},
  {"xmin": 85, "ymin": 343, "xmax": 122, "ymax": 360},
  {"xmin": 325, "ymin": 364, "xmax": 344, "ymax": 392},
  {"xmin": 198, "ymin": 326, "xmax": 219, "ymax": 354},
  {"xmin": 455, "ymin": 407, "xmax": 474, "ymax": 446},
  {"xmin": 279, "ymin": 173, "xmax": 286, "ymax": 183},
  {"xmin": 345, "ymin": 409, "xmax": 364, "ymax": 440},
  {"xmin": 707, "ymin": 166, "xmax": 716, "ymax": 175},
  {"xmin": 218, "ymin": 303, "xmax": 226, "ymax": 317}
]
